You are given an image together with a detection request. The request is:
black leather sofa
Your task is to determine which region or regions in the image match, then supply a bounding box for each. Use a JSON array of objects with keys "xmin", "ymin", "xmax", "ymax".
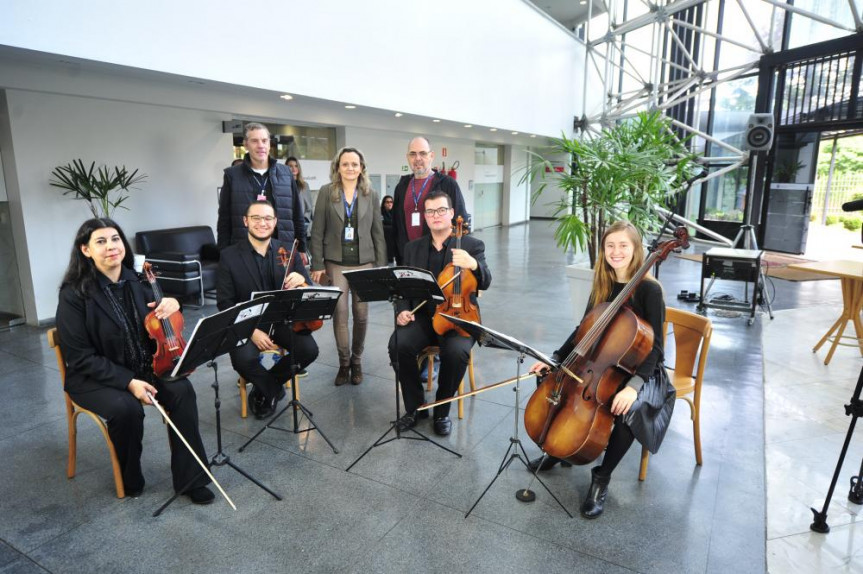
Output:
[{"xmin": 135, "ymin": 226, "xmax": 219, "ymax": 306}]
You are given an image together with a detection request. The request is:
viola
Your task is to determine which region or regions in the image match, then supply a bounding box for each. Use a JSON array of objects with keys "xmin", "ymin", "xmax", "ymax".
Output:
[
  {"xmin": 432, "ymin": 216, "xmax": 480, "ymax": 337},
  {"xmin": 142, "ymin": 262, "xmax": 189, "ymax": 378},
  {"xmin": 523, "ymin": 227, "xmax": 689, "ymax": 465},
  {"xmin": 277, "ymin": 242, "xmax": 323, "ymax": 333}
]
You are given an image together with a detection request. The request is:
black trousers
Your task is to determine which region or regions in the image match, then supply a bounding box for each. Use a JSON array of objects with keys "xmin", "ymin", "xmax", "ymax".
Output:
[
  {"xmin": 69, "ymin": 377, "xmax": 209, "ymax": 493},
  {"xmin": 230, "ymin": 323, "xmax": 318, "ymax": 399},
  {"xmin": 388, "ymin": 316, "xmax": 473, "ymax": 418}
]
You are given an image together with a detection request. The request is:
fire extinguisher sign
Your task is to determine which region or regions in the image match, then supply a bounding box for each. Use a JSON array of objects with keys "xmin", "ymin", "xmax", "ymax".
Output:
[{"xmin": 441, "ymin": 147, "xmax": 447, "ymax": 157}]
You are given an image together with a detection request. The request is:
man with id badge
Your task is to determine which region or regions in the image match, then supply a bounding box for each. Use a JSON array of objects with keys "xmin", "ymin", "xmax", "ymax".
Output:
[
  {"xmin": 217, "ymin": 122, "xmax": 306, "ymax": 254},
  {"xmin": 390, "ymin": 136, "xmax": 468, "ymax": 265}
]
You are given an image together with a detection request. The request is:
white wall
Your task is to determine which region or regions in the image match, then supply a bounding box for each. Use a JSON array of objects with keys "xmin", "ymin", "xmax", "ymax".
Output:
[
  {"xmin": 3, "ymin": 89, "xmax": 231, "ymax": 323},
  {"xmin": 0, "ymin": 0, "xmax": 583, "ymax": 138},
  {"xmin": 503, "ymin": 146, "xmax": 530, "ymax": 225}
]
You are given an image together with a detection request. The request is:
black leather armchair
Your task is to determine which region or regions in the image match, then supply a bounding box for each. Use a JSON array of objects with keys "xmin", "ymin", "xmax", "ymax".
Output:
[{"xmin": 135, "ymin": 226, "xmax": 219, "ymax": 306}]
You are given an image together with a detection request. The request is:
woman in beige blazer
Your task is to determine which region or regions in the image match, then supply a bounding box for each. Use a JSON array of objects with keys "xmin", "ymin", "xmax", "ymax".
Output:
[{"xmin": 310, "ymin": 147, "xmax": 386, "ymax": 385}]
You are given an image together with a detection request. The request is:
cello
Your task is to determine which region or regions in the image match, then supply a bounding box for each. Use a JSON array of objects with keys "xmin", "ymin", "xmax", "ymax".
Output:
[
  {"xmin": 523, "ymin": 227, "xmax": 689, "ymax": 465},
  {"xmin": 142, "ymin": 262, "xmax": 189, "ymax": 378},
  {"xmin": 277, "ymin": 241, "xmax": 323, "ymax": 333},
  {"xmin": 432, "ymin": 216, "xmax": 481, "ymax": 337}
]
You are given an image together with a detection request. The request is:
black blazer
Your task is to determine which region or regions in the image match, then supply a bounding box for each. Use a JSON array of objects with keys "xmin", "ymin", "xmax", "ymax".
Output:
[
  {"xmin": 397, "ymin": 234, "xmax": 492, "ymax": 316},
  {"xmin": 56, "ymin": 267, "xmax": 156, "ymax": 394},
  {"xmin": 216, "ymin": 238, "xmax": 312, "ymax": 311}
]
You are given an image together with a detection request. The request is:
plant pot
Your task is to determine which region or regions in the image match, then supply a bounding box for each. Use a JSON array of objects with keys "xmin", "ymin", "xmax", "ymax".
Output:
[{"xmin": 565, "ymin": 263, "xmax": 594, "ymax": 323}]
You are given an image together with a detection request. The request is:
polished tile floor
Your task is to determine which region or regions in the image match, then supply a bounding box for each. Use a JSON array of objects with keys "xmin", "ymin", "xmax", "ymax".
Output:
[{"xmin": 0, "ymin": 221, "xmax": 852, "ymax": 573}]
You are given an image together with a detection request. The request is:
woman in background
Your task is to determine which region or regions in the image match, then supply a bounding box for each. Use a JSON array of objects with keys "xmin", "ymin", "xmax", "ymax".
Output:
[
  {"xmin": 287, "ymin": 156, "xmax": 313, "ymax": 245},
  {"xmin": 381, "ymin": 194, "xmax": 396, "ymax": 264}
]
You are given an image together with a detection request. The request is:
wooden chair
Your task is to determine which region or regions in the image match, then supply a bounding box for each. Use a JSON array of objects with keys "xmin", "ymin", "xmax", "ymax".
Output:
[
  {"xmin": 47, "ymin": 328, "xmax": 126, "ymax": 498},
  {"xmin": 418, "ymin": 346, "xmax": 476, "ymax": 420},
  {"xmin": 237, "ymin": 349, "xmax": 298, "ymax": 418},
  {"xmin": 638, "ymin": 307, "xmax": 712, "ymax": 481}
]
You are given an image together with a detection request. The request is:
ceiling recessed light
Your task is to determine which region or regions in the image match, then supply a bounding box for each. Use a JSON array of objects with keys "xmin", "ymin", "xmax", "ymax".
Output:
[
  {"xmin": 433, "ymin": 119, "xmax": 441, "ymax": 123},
  {"xmin": 579, "ymin": 0, "xmax": 586, "ymax": 4},
  {"xmin": 394, "ymin": 112, "xmax": 403, "ymax": 117},
  {"xmin": 345, "ymin": 105, "xmax": 357, "ymax": 109},
  {"xmin": 280, "ymin": 94, "xmax": 293, "ymax": 100},
  {"xmin": 530, "ymin": 135, "xmax": 537, "ymax": 138},
  {"xmin": 511, "ymin": 131, "xmax": 519, "ymax": 135},
  {"xmin": 489, "ymin": 128, "xmax": 498, "ymax": 132},
  {"xmin": 464, "ymin": 124, "xmax": 473, "ymax": 128}
]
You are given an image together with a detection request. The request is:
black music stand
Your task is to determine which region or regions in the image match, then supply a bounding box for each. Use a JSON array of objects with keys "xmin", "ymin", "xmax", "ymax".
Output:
[
  {"xmin": 342, "ymin": 266, "xmax": 460, "ymax": 472},
  {"xmin": 153, "ymin": 297, "xmax": 282, "ymax": 517},
  {"xmin": 238, "ymin": 287, "xmax": 342, "ymax": 454},
  {"xmin": 811, "ymin": 365, "xmax": 863, "ymax": 533},
  {"xmin": 437, "ymin": 315, "xmax": 572, "ymax": 518}
]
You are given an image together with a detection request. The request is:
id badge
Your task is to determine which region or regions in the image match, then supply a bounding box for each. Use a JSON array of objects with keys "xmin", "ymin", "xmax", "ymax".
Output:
[
  {"xmin": 344, "ymin": 225, "xmax": 355, "ymax": 241},
  {"xmin": 257, "ymin": 192, "xmax": 267, "ymax": 201},
  {"xmin": 411, "ymin": 211, "xmax": 421, "ymax": 227}
]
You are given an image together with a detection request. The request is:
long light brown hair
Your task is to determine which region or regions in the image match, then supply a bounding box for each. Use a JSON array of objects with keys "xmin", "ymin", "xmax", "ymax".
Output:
[
  {"xmin": 590, "ymin": 221, "xmax": 653, "ymax": 306},
  {"xmin": 328, "ymin": 147, "xmax": 371, "ymax": 201}
]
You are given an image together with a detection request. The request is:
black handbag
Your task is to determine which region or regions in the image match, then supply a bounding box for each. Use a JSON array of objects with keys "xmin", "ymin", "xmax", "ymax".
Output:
[{"xmin": 623, "ymin": 364, "xmax": 676, "ymax": 454}]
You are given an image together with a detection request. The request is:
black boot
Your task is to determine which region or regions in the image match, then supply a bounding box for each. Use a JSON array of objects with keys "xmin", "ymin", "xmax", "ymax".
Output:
[
  {"xmin": 580, "ymin": 467, "xmax": 611, "ymax": 519},
  {"xmin": 527, "ymin": 455, "xmax": 573, "ymax": 472}
]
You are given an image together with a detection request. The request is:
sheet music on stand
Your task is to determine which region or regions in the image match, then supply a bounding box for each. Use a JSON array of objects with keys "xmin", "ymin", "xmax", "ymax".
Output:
[
  {"xmin": 440, "ymin": 314, "xmax": 559, "ymax": 368},
  {"xmin": 168, "ymin": 297, "xmax": 273, "ymax": 380},
  {"xmin": 250, "ymin": 286, "xmax": 342, "ymax": 330},
  {"xmin": 343, "ymin": 266, "xmax": 444, "ymax": 304}
]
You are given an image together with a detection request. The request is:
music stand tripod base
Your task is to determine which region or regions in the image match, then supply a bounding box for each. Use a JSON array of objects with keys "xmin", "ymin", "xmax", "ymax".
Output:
[{"xmin": 237, "ymin": 287, "xmax": 342, "ymax": 455}]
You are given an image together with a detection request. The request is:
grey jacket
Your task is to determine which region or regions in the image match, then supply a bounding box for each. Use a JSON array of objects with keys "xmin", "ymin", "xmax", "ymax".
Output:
[{"xmin": 309, "ymin": 183, "xmax": 386, "ymax": 269}]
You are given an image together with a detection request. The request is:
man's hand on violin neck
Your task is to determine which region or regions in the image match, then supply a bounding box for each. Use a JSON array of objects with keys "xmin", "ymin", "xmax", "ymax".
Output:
[{"xmin": 451, "ymin": 249, "xmax": 477, "ymax": 271}]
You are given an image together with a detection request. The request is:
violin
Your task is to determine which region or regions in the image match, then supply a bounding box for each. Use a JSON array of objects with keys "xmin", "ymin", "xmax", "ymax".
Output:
[
  {"xmin": 523, "ymin": 227, "xmax": 689, "ymax": 465},
  {"xmin": 142, "ymin": 262, "xmax": 189, "ymax": 378},
  {"xmin": 432, "ymin": 216, "xmax": 480, "ymax": 337},
  {"xmin": 277, "ymin": 241, "xmax": 323, "ymax": 333}
]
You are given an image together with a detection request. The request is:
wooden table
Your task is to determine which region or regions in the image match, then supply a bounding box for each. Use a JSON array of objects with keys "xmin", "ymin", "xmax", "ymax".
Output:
[{"xmin": 787, "ymin": 260, "xmax": 863, "ymax": 365}]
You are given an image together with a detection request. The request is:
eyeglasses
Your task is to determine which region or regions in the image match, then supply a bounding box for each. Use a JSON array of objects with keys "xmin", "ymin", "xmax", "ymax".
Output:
[
  {"xmin": 247, "ymin": 215, "xmax": 276, "ymax": 223},
  {"xmin": 423, "ymin": 207, "xmax": 451, "ymax": 217},
  {"xmin": 408, "ymin": 151, "xmax": 430, "ymax": 159}
]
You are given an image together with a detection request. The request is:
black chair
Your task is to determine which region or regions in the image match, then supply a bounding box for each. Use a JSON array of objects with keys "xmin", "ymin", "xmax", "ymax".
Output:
[{"xmin": 135, "ymin": 226, "xmax": 219, "ymax": 307}]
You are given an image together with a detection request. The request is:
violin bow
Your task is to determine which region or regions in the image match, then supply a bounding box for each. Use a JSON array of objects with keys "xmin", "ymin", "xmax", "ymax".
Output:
[{"xmin": 146, "ymin": 392, "xmax": 237, "ymax": 510}]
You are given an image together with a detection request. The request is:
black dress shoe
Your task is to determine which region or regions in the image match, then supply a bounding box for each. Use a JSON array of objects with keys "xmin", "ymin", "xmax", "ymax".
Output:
[
  {"xmin": 185, "ymin": 486, "xmax": 215, "ymax": 505},
  {"xmin": 396, "ymin": 412, "xmax": 418, "ymax": 431},
  {"xmin": 248, "ymin": 388, "xmax": 267, "ymax": 418},
  {"xmin": 255, "ymin": 387, "xmax": 286, "ymax": 420},
  {"xmin": 526, "ymin": 455, "xmax": 573, "ymax": 472},
  {"xmin": 433, "ymin": 416, "xmax": 452, "ymax": 436},
  {"xmin": 125, "ymin": 485, "xmax": 144, "ymax": 498}
]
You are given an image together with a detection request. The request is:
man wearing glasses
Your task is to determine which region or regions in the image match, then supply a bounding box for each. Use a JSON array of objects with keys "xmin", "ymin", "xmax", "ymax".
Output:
[
  {"xmin": 390, "ymin": 136, "xmax": 468, "ymax": 264},
  {"xmin": 218, "ymin": 122, "xmax": 306, "ymax": 254},
  {"xmin": 216, "ymin": 201, "xmax": 319, "ymax": 419},
  {"xmin": 387, "ymin": 191, "xmax": 491, "ymax": 436}
]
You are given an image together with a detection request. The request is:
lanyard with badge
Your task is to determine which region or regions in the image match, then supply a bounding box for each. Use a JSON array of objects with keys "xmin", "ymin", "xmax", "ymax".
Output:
[
  {"xmin": 410, "ymin": 176, "xmax": 432, "ymax": 227},
  {"xmin": 253, "ymin": 172, "xmax": 269, "ymax": 201},
  {"xmin": 343, "ymin": 190, "xmax": 357, "ymax": 242}
]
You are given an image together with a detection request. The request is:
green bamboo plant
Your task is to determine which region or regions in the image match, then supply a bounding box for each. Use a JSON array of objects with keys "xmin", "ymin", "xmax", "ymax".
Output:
[
  {"xmin": 526, "ymin": 110, "xmax": 700, "ymax": 268},
  {"xmin": 50, "ymin": 159, "xmax": 147, "ymax": 218}
]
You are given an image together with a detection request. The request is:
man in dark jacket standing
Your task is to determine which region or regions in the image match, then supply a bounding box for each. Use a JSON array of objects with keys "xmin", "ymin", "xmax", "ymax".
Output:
[
  {"xmin": 390, "ymin": 136, "xmax": 468, "ymax": 264},
  {"xmin": 218, "ymin": 123, "xmax": 306, "ymax": 252}
]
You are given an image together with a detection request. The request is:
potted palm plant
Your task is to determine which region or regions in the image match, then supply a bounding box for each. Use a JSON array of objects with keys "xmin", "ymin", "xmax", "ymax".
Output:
[
  {"xmin": 527, "ymin": 110, "xmax": 699, "ymax": 317},
  {"xmin": 50, "ymin": 159, "xmax": 147, "ymax": 218}
]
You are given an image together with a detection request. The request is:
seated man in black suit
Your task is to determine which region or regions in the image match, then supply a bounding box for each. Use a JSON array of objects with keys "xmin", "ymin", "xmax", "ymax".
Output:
[
  {"xmin": 217, "ymin": 200, "xmax": 319, "ymax": 419},
  {"xmin": 387, "ymin": 190, "xmax": 492, "ymax": 436}
]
